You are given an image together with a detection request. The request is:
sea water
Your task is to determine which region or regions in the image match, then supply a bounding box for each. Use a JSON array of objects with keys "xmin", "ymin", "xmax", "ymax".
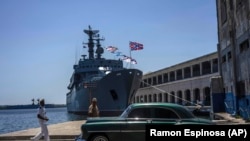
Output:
[{"xmin": 0, "ymin": 107, "xmax": 86, "ymax": 134}]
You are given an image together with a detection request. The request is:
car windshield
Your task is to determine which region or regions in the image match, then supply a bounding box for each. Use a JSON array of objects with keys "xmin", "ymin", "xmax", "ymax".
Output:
[{"xmin": 120, "ymin": 105, "xmax": 131, "ymax": 118}]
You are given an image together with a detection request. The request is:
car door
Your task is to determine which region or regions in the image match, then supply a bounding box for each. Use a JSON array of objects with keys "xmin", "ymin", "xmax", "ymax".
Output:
[{"xmin": 121, "ymin": 108, "xmax": 151, "ymax": 141}]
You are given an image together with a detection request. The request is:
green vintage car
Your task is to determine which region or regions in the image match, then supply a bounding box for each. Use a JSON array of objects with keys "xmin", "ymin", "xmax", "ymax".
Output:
[{"xmin": 75, "ymin": 103, "xmax": 214, "ymax": 141}]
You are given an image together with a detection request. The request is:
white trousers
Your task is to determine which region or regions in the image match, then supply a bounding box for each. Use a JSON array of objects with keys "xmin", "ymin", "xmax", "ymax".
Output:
[{"xmin": 31, "ymin": 121, "xmax": 50, "ymax": 141}]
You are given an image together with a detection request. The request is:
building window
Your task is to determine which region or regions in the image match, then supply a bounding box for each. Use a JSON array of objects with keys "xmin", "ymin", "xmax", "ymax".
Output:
[
  {"xmin": 236, "ymin": 0, "xmax": 244, "ymax": 10},
  {"xmin": 176, "ymin": 69, "xmax": 183, "ymax": 80},
  {"xmin": 170, "ymin": 71, "xmax": 175, "ymax": 81},
  {"xmin": 228, "ymin": 51, "xmax": 232, "ymax": 60},
  {"xmin": 240, "ymin": 40, "xmax": 249, "ymax": 53},
  {"xmin": 236, "ymin": 81, "xmax": 245, "ymax": 97},
  {"xmin": 202, "ymin": 61, "xmax": 211, "ymax": 75},
  {"xmin": 153, "ymin": 77, "xmax": 157, "ymax": 85},
  {"xmin": 158, "ymin": 75, "xmax": 162, "ymax": 84},
  {"xmin": 222, "ymin": 55, "xmax": 226, "ymax": 63},
  {"xmin": 163, "ymin": 73, "xmax": 168, "ymax": 83},
  {"xmin": 221, "ymin": 0, "xmax": 227, "ymax": 24},
  {"xmin": 184, "ymin": 67, "xmax": 191, "ymax": 78},
  {"xmin": 143, "ymin": 79, "xmax": 148, "ymax": 87},
  {"xmin": 212, "ymin": 59, "xmax": 218, "ymax": 73},
  {"xmin": 193, "ymin": 64, "xmax": 200, "ymax": 77},
  {"xmin": 148, "ymin": 78, "xmax": 152, "ymax": 86}
]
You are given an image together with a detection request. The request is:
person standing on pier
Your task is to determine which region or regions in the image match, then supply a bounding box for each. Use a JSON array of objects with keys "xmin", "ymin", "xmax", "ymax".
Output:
[
  {"xmin": 88, "ymin": 97, "xmax": 100, "ymax": 117},
  {"xmin": 31, "ymin": 99, "xmax": 50, "ymax": 141}
]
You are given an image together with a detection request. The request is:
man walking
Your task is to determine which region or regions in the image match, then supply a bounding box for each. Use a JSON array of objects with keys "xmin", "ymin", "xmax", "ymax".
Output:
[
  {"xmin": 31, "ymin": 99, "xmax": 50, "ymax": 141},
  {"xmin": 88, "ymin": 97, "xmax": 99, "ymax": 117}
]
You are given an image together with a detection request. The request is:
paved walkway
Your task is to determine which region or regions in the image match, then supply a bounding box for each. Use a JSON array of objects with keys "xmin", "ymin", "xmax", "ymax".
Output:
[
  {"xmin": 0, "ymin": 120, "xmax": 86, "ymax": 141},
  {"xmin": 0, "ymin": 113, "xmax": 249, "ymax": 140}
]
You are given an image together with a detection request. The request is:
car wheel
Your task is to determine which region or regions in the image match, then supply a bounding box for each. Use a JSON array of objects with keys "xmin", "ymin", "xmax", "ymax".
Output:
[{"xmin": 90, "ymin": 134, "xmax": 109, "ymax": 141}]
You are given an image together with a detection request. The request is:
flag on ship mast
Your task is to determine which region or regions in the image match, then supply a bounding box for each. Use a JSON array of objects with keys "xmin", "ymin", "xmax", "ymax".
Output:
[
  {"xmin": 129, "ymin": 41, "xmax": 143, "ymax": 51},
  {"xmin": 105, "ymin": 44, "xmax": 139, "ymax": 66},
  {"xmin": 106, "ymin": 46, "xmax": 118, "ymax": 53},
  {"xmin": 129, "ymin": 41, "xmax": 143, "ymax": 67}
]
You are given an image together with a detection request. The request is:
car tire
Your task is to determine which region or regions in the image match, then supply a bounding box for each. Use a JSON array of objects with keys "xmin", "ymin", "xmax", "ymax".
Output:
[{"xmin": 90, "ymin": 134, "xmax": 109, "ymax": 141}]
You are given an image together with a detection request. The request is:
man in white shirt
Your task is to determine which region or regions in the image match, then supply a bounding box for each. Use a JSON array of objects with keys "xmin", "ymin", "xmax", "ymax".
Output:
[
  {"xmin": 31, "ymin": 99, "xmax": 50, "ymax": 141},
  {"xmin": 88, "ymin": 97, "xmax": 99, "ymax": 117}
]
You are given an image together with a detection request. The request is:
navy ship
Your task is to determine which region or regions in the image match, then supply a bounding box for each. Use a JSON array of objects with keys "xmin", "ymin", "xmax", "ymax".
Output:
[{"xmin": 66, "ymin": 26, "xmax": 143, "ymax": 116}]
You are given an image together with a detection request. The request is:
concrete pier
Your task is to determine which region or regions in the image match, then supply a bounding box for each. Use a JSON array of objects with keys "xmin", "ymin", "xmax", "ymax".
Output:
[
  {"xmin": 0, "ymin": 120, "xmax": 86, "ymax": 141},
  {"xmin": 0, "ymin": 115, "xmax": 249, "ymax": 140}
]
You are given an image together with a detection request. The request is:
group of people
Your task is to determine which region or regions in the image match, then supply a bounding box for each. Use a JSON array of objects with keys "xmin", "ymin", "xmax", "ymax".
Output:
[{"xmin": 30, "ymin": 97, "xmax": 99, "ymax": 141}]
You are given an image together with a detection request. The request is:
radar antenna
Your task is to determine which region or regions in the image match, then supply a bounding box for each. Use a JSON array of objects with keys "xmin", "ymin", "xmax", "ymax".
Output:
[{"xmin": 83, "ymin": 25, "xmax": 99, "ymax": 59}]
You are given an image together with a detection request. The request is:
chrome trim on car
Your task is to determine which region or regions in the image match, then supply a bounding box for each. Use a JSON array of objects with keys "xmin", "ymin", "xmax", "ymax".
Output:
[
  {"xmin": 88, "ymin": 130, "xmax": 145, "ymax": 133},
  {"xmin": 121, "ymin": 130, "xmax": 145, "ymax": 133},
  {"xmin": 88, "ymin": 130, "xmax": 120, "ymax": 133}
]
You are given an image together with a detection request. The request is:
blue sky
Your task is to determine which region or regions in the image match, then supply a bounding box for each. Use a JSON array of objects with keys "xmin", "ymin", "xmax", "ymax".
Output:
[{"xmin": 0, "ymin": 0, "xmax": 217, "ymax": 105}]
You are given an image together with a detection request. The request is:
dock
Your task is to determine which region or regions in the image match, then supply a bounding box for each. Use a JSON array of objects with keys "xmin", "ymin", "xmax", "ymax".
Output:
[
  {"xmin": 0, "ymin": 114, "xmax": 249, "ymax": 141},
  {"xmin": 0, "ymin": 120, "xmax": 86, "ymax": 141}
]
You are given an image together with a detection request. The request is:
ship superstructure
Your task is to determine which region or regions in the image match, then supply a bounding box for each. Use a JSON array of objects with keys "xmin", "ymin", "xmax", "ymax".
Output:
[{"xmin": 66, "ymin": 26, "xmax": 142, "ymax": 116}]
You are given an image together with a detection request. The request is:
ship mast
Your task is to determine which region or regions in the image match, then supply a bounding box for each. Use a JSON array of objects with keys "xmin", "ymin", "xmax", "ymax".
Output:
[
  {"xmin": 95, "ymin": 34, "xmax": 104, "ymax": 59},
  {"xmin": 83, "ymin": 25, "xmax": 99, "ymax": 59}
]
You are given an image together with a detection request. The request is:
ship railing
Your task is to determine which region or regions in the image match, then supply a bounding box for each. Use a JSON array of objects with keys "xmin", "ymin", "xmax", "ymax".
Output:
[{"xmin": 85, "ymin": 74, "xmax": 104, "ymax": 81}]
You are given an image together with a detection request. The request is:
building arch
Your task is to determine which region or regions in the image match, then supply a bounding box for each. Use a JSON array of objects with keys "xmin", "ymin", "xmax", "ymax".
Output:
[
  {"xmin": 170, "ymin": 91, "xmax": 175, "ymax": 103},
  {"xmin": 177, "ymin": 90, "xmax": 183, "ymax": 105},
  {"xmin": 164, "ymin": 93, "xmax": 168, "ymax": 102},
  {"xmin": 140, "ymin": 95, "xmax": 143, "ymax": 103},
  {"xmin": 149, "ymin": 94, "xmax": 152, "ymax": 102},
  {"xmin": 153, "ymin": 94, "xmax": 157, "ymax": 102},
  {"xmin": 185, "ymin": 89, "xmax": 191, "ymax": 105},
  {"xmin": 203, "ymin": 87, "xmax": 211, "ymax": 105},
  {"xmin": 158, "ymin": 93, "xmax": 162, "ymax": 102},
  {"xmin": 194, "ymin": 88, "xmax": 200, "ymax": 103},
  {"xmin": 144, "ymin": 95, "xmax": 147, "ymax": 103}
]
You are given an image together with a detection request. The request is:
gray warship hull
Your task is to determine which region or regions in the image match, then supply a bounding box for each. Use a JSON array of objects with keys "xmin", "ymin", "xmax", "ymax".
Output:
[{"xmin": 66, "ymin": 69, "xmax": 142, "ymax": 116}]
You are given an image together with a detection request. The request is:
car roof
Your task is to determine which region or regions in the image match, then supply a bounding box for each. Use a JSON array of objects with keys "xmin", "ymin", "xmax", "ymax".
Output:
[
  {"xmin": 129, "ymin": 102, "xmax": 186, "ymax": 109},
  {"xmin": 127, "ymin": 103, "xmax": 195, "ymax": 118}
]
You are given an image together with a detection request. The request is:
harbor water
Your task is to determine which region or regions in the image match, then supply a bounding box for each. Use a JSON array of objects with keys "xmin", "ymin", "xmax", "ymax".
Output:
[{"xmin": 0, "ymin": 107, "xmax": 86, "ymax": 135}]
